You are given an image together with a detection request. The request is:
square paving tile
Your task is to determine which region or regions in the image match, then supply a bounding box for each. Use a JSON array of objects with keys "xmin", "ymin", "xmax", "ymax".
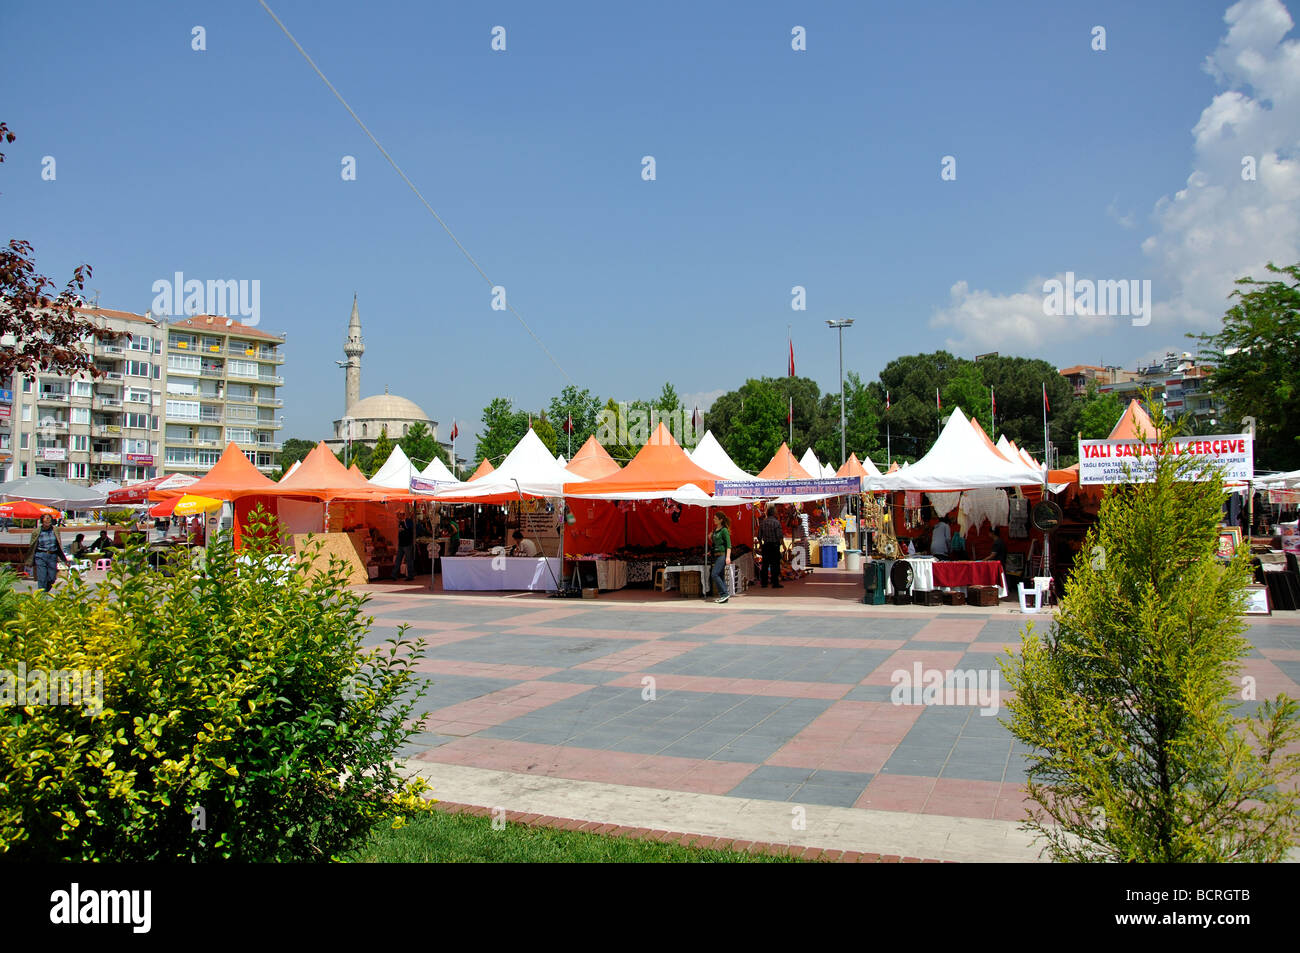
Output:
[
  {"xmin": 424, "ymin": 632, "xmax": 646, "ymax": 667},
  {"xmin": 647, "ymin": 643, "xmax": 894, "ymax": 683}
]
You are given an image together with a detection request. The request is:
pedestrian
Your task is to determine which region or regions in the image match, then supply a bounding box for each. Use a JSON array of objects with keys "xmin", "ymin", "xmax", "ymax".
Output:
[
  {"xmin": 394, "ymin": 512, "xmax": 416, "ymax": 581},
  {"xmin": 25, "ymin": 514, "xmax": 69, "ymax": 593},
  {"xmin": 930, "ymin": 514, "xmax": 953, "ymax": 559},
  {"xmin": 758, "ymin": 505, "xmax": 784, "ymax": 589},
  {"xmin": 709, "ymin": 512, "xmax": 732, "ymax": 604}
]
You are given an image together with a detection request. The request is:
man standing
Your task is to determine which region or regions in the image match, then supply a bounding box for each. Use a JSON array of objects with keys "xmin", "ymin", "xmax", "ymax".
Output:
[
  {"xmin": 394, "ymin": 512, "xmax": 416, "ymax": 581},
  {"xmin": 930, "ymin": 515, "xmax": 953, "ymax": 559},
  {"xmin": 758, "ymin": 505, "xmax": 784, "ymax": 589},
  {"xmin": 26, "ymin": 514, "xmax": 69, "ymax": 593}
]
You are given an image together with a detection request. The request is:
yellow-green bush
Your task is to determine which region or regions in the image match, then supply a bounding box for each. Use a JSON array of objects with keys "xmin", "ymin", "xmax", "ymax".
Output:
[{"xmin": 0, "ymin": 508, "xmax": 432, "ymax": 861}]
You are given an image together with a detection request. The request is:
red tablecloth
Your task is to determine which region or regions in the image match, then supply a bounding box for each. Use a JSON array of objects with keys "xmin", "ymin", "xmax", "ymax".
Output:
[{"xmin": 931, "ymin": 561, "xmax": 1002, "ymax": 588}]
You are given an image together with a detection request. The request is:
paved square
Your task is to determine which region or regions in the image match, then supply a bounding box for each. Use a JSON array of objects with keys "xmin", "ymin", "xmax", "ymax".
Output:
[{"xmin": 376, "ymin": 589, "xmax": 1300, "ymax": 825}]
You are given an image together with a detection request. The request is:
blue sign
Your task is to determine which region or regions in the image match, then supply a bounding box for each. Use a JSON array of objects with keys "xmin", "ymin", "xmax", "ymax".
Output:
[{"xmin": 0, "ymin": 388, "xmax": 12, "ymax": 404}]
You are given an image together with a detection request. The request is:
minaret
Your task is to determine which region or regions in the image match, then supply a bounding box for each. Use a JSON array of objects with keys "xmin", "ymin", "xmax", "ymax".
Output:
[{"xmin": 343, "ymin": 294, "xmax": 364, "ymax": 413}]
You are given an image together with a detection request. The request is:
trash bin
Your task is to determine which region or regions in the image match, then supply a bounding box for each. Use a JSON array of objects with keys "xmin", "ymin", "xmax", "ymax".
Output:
[
  {"xmin": 821, "ymin": 543, "xmax": 839, "ymax": 568},
  {"xmin": 862, "ymin": 559, "xmax": 886, "ymax": 605},
  {"xmin": 846, "ymin": 550, "xmax": 862, "ymax": 572}
]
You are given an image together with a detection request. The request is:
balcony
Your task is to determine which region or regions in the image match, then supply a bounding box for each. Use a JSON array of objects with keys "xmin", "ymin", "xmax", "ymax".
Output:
[
  {"xmin": 225, "ymin": 394, "xmax": 256, "ymax": 404},
  {"xmin": 259, "ymin": 418, "xmax": 283, "ymax": 430},
  {"xmin": 200, "ymin": 367, "xmax": 224, "ymax": 378},
  {"xmin": 124, "ymin": 394, "xmax": 152, "ymax": 406},
  {"xmin": 168, "ymin": 340, "xmax": 197, "ymax": 352},
  {"xmin": 261, "ymin": 350, "xmax": 285, "ymax": 364},
  {"xmin": 37, "ymin": 392, "xmax": 70, "ymax": 404},
  {"xmin": 100, "ymin": 344, "xmax": 124, "ymax": 355},
  {"xmin": 256, "ymin": 395, "xmax": 283, "ymax": 408},
  {"xmin": 199, "ymin": 411, "xmax": 223, "ymax": 423},
  {"xmin": 167, "ymin": 364, "xmax": 199, "ymax": 377},
  {"xmin": 258, "ymin": 375, "xmax": 283, "ymax": 386},
  {"xmin": 92, "ymin": 424, "xmax": 123, "ymax": 437},
  {"xmin": 94, "ymin": 376, "xmax": 122, "ymax": 389},
  {"xmin": 94, "ymin": 452, "xmax": 122, "ymax": 464}
]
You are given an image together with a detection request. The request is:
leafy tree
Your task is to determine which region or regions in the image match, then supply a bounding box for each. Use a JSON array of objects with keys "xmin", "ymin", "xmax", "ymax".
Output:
[
  {"xmin": 1195, "ymin": 261, "xmax": 1300, "ymax": 471},
  {"xmin": 530, "ymin": 414, "xmax": 558, "ymax": 455},
  {"xmin": 722, "ymin": 380, "xmax": 787, "ymax": 473},
  {"xmin": 368, "ymin": 427, "xmax": 394, "ymax": 477},
  {"xmin": 399, "ymin": 421, "xmax": 445, "ymax": 468},
  {"xmin": 0, "ymin": 122, "xmax": 118, "ymax": 380},
  {"xmin": 547, "ymin": 385, "xmax": 600, "ymax": 452},
  {"xmin": 873, "ymin": 351, "xmax": 964, "ymax": 462},
  {"xmin": 943, "ymin": 361, "xmax": 991, "ymax": 433},
  {"xmin": 1000, "ymin": 405, "xmax": 1300, "ymax": 861},
  {"xmin": 475, "ymin": 397, "xmax": 523, "ymax": 467},
  {"xmin": 1076, "ymin": 382, "xmax": 1125, "ymax": 441},
  {"xmin": 335, "ymin": 442, "xmax": 372, "ymax": 474},
  {"xmin": 278, "ymin": 438, "xmax": 316, "ymax": 477}
]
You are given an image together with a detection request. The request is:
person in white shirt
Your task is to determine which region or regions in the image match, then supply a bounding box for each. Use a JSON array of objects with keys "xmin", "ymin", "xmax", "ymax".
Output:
[
  {"xmin": 511, "ymin": 530, "xmax": 539, "ymax": 557},
  {"xmin": 930, "ymin": 515, "xmax": 953, "ymax": 558}
]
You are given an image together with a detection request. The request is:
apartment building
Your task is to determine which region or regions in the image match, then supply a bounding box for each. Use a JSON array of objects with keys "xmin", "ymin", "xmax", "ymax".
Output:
[
  {"xmin": 2, "ymin": 307, "xmax": 164, "ymax": 484},
  {"xmin": 162, "ymin": 315, "xmax": 284, "ymax": 475},
  {"xmin": 1, "ymin": 308, "xmax": 285, "ymax": 485},
  {"xmin": 1060, "ymin": 352, "xmax": 1225, "ymax": 428}
]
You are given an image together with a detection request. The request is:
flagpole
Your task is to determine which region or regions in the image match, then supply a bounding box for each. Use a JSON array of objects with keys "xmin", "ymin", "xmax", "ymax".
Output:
[
  {"xmin": 1042, "ymin": 383, "xmax": 1049, "ymax": 470},
  {"xmin": 991, "ymin": 387, "xmax": 995, "ymax": 433},
  {"xmin": 886, "ymin": 399, "xmax": 891, "ymax": 467},
  {"xmin": 789, "ymin": 396, "xmax": 793, "ymax": 445}
]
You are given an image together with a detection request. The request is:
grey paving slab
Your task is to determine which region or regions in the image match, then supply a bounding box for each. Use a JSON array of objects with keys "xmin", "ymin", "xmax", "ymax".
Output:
[
  {"xmin": 403, "ymin": 673, "xmax": 520, "ymax": 711},
  {"xmin": 841, "ymin": 684, "xmax": 898, "ymax": 702},
  {"xmin": 740, "ymin": 615, "xmax": 929, "ymax": 640},
  {"xmin": 794, "ymin": 782, "xmax": 869, "ymax": 808},
  {"xmin": 531, "ymin": 610, "xmax": 712, "ymax": 633},
  {"xmin": 1270, "ymin": 659, "xmax": 1300, "ymax": 685},
  {"xmin": 422, "ymin": 632, "xmax": 646, "ymax": 667},
  {"xmin": 743, "ymin": 765, "xmax": 818, "ymax": 784},
  {"xmin": 726, "ymin": 778, "xmax": 804, "ymax": 800},
  {"xmin": 647, "ymin": 643, "xmax": 894, "ymax": 683},
  {"xmin": 807, "ymin": 768, "xmax": 875, "ymax": 787},
  {"xmin": 940, "ymin": 758, "xmax": 1010, "ymax": 782},
  {"xmin": 377, "ymin": 602, "xmax": 539, "ymax": 625},
  {"xmin": 537, "ymin": 668, "xmax": 627, "ymax": 684}
]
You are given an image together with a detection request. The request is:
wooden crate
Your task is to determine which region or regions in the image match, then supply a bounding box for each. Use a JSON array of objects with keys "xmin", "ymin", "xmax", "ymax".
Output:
[
  {"xmin": 680, "ymin": 571, "xmax": 703, "ymax": 597},
  {"xmin": 912, "ymin": 589, "xmax": 942, "ymax": 606},
  {"xmin": 967, "ymin": 585, "xmax": 999, "ymax": 607},
  {"xmin": 941, "ymin": 589, "xmax": 967, "ymax": 606}
]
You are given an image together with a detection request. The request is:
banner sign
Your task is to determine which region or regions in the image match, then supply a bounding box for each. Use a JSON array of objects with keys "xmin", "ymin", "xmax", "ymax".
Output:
[
  {"xmin": 714, "ymin": 476, "xmax": 861, "ymax": 497},
  {"xmin": 0, "ymin": 388, "xmax": 12, "ymax": 404},
  {"xmin": 410, "ymin": 476, "xmax": 463, "ymax": 494},
  {"xmin": 126, "ymin": 453, "xmax": 154, "ymax": 464},
  {"xmin": 1078, "ymin": 435, "xmax": 1253, "ymax": 485}
]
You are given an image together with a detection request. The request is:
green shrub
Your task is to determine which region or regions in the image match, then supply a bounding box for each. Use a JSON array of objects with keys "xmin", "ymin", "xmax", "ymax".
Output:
[
  {"xmin": 0, "ymin": 507, "xmax": 432, "ymax": 861},
  {"xmin": 101, "ymin": 509, "xmax": 138, "ymax": 527}
]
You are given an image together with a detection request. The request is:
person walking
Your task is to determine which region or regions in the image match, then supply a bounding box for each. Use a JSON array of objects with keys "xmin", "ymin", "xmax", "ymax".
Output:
[
  {"xmin": 758, "ymin": 505, "xmax": 784, "ymax": 589},
  {"xmin": 393, "ymin": 512, "xmax": 416, "ymax": 581},
  {"xmin": 26, "ymin": 514, "xmax": 69, "ymax": 593},
  {"xmin": 709, "ymin": 512, "xmax": 732, "ymax": 604}
]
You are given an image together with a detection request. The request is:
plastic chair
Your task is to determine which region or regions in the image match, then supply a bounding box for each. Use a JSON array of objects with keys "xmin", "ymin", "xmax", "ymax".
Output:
[
  {"xmin": 94, "ymin": 558, "xmax": 112, "ymax": 572},
  {"xmin": 1018, "ymin": 579, "xmax": 1043, "ymax": 613},
  {"xmin": 1033, "ymin": 575, "xmax": 1055, "ymax": 607},
  {"xmin": 71, "ymin": 560, "xmax": 92, "ymax": 573},
  {"xmin": 653, "ymin": 568, "xmax": 667, "ymax": 592}
]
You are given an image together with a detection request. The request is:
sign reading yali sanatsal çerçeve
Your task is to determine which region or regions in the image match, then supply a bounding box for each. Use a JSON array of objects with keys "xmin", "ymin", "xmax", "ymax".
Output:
[{"xmin": 1077, "ymin": 435, "xmax": 1254, "ymax": 484}]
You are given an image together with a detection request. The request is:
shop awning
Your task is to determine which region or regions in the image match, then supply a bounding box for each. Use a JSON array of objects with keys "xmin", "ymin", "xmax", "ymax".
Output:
[{"xmin": 106, "ymin": 472, "xmax": 197, "ymax": 505}]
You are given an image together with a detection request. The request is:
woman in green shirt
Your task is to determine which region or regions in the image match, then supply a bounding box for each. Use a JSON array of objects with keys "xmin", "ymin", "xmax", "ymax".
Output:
[{"xmin": 709, "ymin": 512, "xmax": 732, "ymax": 604}]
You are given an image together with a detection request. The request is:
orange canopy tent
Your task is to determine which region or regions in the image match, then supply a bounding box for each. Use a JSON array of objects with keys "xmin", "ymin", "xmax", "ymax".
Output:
[
  {"xmin": 758, "ymin": 444, "xmax": 812, "ymax": 481},
  {"xmin": 151, "ymin": 443, "xmax": 278, "ymax": 501},
  {"xmin": 562, "ymin": 424, "xmax": 726, "ymax": 497},
  {"xmin": 836, "ymin": 453, "xmax": 868, "ymax": 479},
  {"xmin": 565, "ymin": 436, "xmax": 621, "ymax": 480},
  {"xmin": 1109, "ymin": 399, "xmax": 1158, "ymax": 440},
  {"xmin": 269, "ymin": 442, "xmax": 387, "ymax": 501},
  {"xmin": 467, "ymin": 458, "xmax": 495, "ymax": 481},
  {"xmin": 348, "ymin": 463, "xmax": 365, "ymax": 478}
]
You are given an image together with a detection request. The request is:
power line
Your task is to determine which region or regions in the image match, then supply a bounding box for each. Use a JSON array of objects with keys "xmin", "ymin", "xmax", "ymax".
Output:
[{"xmin": 257, "ymin": 0, "xmax": 573, "ymax": 385}]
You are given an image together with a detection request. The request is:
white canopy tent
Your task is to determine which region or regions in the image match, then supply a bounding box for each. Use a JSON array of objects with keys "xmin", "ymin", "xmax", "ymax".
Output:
[
  {"xmin": 821, "ymin": 463, "xmax": 836, "ymax": 479},
  {"xmin": 369, "ymin": 444, "xmax": 420, "ymax": 490},
  {"xmin": 283, "ymin": 459, "xmax": 301, "ymax": 480},
  {"xmin": 419, "ymin": 455, "xmax": 458, "ymax": 484},
  {"xmin": 686, "ymin": 431, "xmax": 756, "ymax": 482},
  {"xmin": 864, "ymin": 407, "xmax": 1046, "ymax": 491},
  {"xmin": 1258, "ymin": 469, "xmax": 1300, "ymax": 489},
  {"xmin": 413, "ymin": 429, "xmax": 586, "ymax": 499},
  {"xmin": 799, "ymin": 448, "xmax": 822, "ymax": 478}
]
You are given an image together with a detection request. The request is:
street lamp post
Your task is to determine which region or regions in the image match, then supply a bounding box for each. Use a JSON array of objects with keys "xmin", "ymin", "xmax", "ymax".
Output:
[{"xmin": 826, "ymin": 319, "xmax": 854, "ymax": 467}]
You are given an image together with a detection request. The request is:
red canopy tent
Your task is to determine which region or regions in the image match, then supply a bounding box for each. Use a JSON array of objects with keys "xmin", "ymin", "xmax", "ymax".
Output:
[{"xmin": 107, "ymin": 472, "xmax": 197, "ymax": 505}]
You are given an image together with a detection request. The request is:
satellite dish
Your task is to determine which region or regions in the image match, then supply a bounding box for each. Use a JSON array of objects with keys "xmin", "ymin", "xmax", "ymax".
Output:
[{"xmin": 1032, "ymin": 500, "xmax": 1063, "ymax": 532}]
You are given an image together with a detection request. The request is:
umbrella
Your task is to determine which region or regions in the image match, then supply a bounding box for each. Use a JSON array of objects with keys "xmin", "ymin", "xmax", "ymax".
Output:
[
  {"xmin": 0, "ymin": 500, "xmax": 63, "ymax": 520},
  {"xmin": 149, "ymin": 495, "xmax": 223, "ymax": 518}
]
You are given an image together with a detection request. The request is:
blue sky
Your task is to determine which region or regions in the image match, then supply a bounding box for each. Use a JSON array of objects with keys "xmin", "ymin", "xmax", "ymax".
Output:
[{"xmin": 3, "ymin": 0, "xmax": 1298, "ymax": 452}]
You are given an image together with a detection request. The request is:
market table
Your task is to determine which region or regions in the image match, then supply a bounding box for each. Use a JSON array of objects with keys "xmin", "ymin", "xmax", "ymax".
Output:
[
  {"xmin": 884, "ymin": 558, "xmax": 1007, "ymax": 597},
  {"xmin": 441, "ymin": 556, "xmax": 562, "ymax": 591},
  {"xmin": 567, "ymin": 557, "xmax": 628, "ymax": 591}
]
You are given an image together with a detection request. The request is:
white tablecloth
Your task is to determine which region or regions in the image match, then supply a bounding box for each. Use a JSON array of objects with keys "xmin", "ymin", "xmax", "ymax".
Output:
[
  {"xmin": 883, "ymin": 558, "xmax": 1007, "ymax": 597},
  {"xmin": 441, "ymin": 556, "xmax": 561, "ymax": 591}
]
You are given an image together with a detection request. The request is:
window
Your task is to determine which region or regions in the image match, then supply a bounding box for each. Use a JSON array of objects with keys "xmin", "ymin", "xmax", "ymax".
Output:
[
  {"xmin": 197, "ymin": 450, "xmax": 221, "ymax": 467},
  {"xmin": 167, "ymin": 379, "xmax": 199, "ymax": 396},
  {"xmin": 362, "ymin": 424, "xmax": 368, "ymax": 437},
  {"xmin": 19, "ymin": 462, "xmax": 27, "ymax": 477},
  {"xmin": 21, "ymin": 378, "xmax": 31, "ymax": 393},
  {"xmin": 166, "ymin": 400, "xmax": 200, "ymax": 420},
  {"xmin": 126, "ymin": 360, "xmax": 151, "ymax": 378},
  {"xmin": 69, "ymin": 463, "xmax": 87, "ymax": 480},
  {"xmin": 124, "ymin": 438, "xmax": 149, "ymax": 455},
  {"xmin": 169, "ymin": 354, "xmax": 200, "ymax": 373},
  {"xmin": 151, "ymin": 415, "xmax": 159, "ymax": 431},
  {"xmin": 166, "ymin": 448, "xmax": 196, "ymax": 465},
  {"xmin": 257, "ymin": 453, "xmax": 273, "ymax": 468},
  {"xmin": 73, "ymin": 435, "xmax": 89, "ymax": 452},
  {"xmin": 129, "ymin": 333, "xmax": 153, "ymax": 352},
  {"xmin": 126, "ymin": 388, "xmax": 151, "ymax": 404},
  {"xmin": 229, "ymin": 359, "xmax": 257, "ymax": 378},
  {"xmin": 71, "ymin": 408, "xmax": 90, "ymax": 425},
  {"xmin": 71, "ymin": 380, "xmax": 92, "ymax": 398},
  {"xmin": 125, "ymin": 412, "xmax": 151, "ymax": 429},
  {"xmin": 226, "ymin": 428, "xmax": 253, "ymax": 444},
  {"xmin": 21, "ymin": 405, "xmax": 31, "ymax": 422},
  {"xmin": 19, "ymin": 433, "xmax": 28, "ymax": 450}
]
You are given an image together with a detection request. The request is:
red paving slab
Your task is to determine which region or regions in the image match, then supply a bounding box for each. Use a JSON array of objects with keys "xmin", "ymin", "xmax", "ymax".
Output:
[
  {"xmin": 767, "ymin": 701, "xmax": 921, "ymax": 772},
  {"xmin": 412, "ymin": 658, "xmax": 562, "ymax": 680},
  {"xmin": 861, "ymin": 649, "xmax": 968, "ymax": 686},
  {"xmin": 911, "ymin": 618, "xmax": 988, "ymax": 644},
  {"xmin": 965, "ymin": 641, "xmax": 1023, "ymax": 654},
  {"xmin": 1238, "ymin": 657, "xmax": 1300, "ymax": 697},
  {"xmin": 423, "ymin": 681, "xmax": 594, "ymax": 734},
  {"xmin": 500, "ymin": 624, "xmax": 666, "ymax": 641},
  {"xmin": 575, "ymin": 640, "xmax": 705, "ymax": 671},
  {"xmin": 717, "ymin": 634, "xmax": 907, "ymax": 650},
  {"xmin": 676, "ymin": 614, "xmax": 771, "ymax": 635},
  {"xmin": 1259, "ymin": 648, "xmax": 1300, "ymax": 661},
  {"xmin": 605, "ymin": 672, "xmax": 849, "ymax": 700}
]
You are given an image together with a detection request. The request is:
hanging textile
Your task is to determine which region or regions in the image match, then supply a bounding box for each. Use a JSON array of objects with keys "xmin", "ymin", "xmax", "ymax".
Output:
[
  {"xmin": 1008, "ymin": 497, "xmax": 1029, "ymax": 539},
  {"xmin": 927, "ymin": 492, "xmax": 961, "ymax": 518}
]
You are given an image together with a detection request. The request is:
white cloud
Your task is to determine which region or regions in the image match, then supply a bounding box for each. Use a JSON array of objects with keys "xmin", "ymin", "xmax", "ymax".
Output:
[
  {"xmin": 680, "ymin": 389, "xmax": 725, "ymax": 413},
  {"xmin": 932, "ymin": 0, "xmax": 1300, "ymax": 356}
]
